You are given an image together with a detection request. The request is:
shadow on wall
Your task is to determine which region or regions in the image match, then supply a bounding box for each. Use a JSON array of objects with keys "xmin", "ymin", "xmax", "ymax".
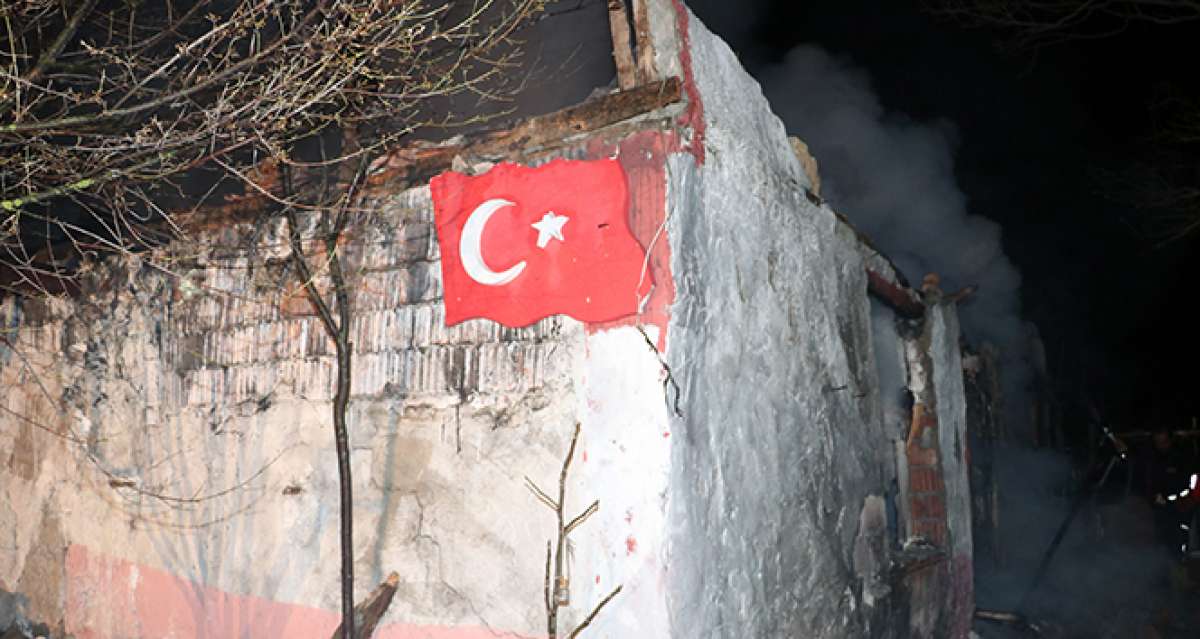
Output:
[
  {"xmin": 57, "ymin": 266, "xmax": 306, "ymax": 636},
  {"xmin": 1, "ymin": 588, "xmax": 51, "ymax": 638}
]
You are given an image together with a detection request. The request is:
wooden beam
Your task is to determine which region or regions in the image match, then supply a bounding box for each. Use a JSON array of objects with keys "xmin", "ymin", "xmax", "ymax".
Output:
[
  {"xmin": 867, "ymin": 269, "xmax": 925, "ymax": 319},
  {"xmin": 631, "ymin": 0, "xmax": 657, "ymax": 83},
  {"xmin": 607, "ymin": 0, "xmax": 638, "ymax": 90},
  {"xmin": 329, "ymin": 572, "xmax": 399, "ymax": 639},
  {"xmin": 369, "ymin": 76, "xmax": 684, "ymax": 188},
  {"xmin": 134, "ymin": 77, "xmax": 681, "ymax": 230}
]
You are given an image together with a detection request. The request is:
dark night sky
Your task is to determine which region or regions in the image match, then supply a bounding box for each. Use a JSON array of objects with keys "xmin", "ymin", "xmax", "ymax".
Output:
[{"xmin": 688, "ymin": 0, "xmax": 1200, "ymax": 431}]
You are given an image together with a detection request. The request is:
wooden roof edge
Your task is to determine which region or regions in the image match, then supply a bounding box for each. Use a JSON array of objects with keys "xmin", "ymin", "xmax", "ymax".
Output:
[{"xmin": 365, "ymin": 76, "xmax": 685, "ymax": 190}]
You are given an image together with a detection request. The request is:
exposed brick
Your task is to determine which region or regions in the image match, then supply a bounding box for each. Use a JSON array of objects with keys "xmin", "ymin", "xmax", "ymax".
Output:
[
  {"xmin": 911, "ymin": 495, "xmax": 946, "ymax": 520},
  {"xmin": 352, "ymin": 221, "xmax": 435, "ymax": 271},
  {"xmin": 280, "ymin": 286, "xmax": 318, "ymax": 317},
  {"xmin": 476, "ymin": 342, "xmax": 550, "ymax": 393},
  {"xmin": 912, "ymin": 519, "xmax": 948, "ymax": 546},
  {"xmin": 184, "ymin": 368, "xmax": 222, "ymax": 407},
  {"xmin": 27, "ymin": 182, "xmax": 572, "ymax": 418},
  {"xmin": 352, "ymin": 351, "xmax": 396, "ymax": 396},
  {"xmin": 909, "ymin": 466, "xmax": 946, "ymax": 494},
  {"xmin": 285, "ymin": 358, "xmax": 336, "ymax": 401},
  {"xmin": 351, "ymin": 264, "xmax": 442, "ymax": 311},
  {"xmin": 350, "ymin": 307, "xmax": 414, "ymax": 354},
  {"xmin": 910, "ymin": 467, "xmax": 933, "ymax": 493},
  {"xmin": 907, "ymin": 444, "xmax": 940, "ymax": 467}
]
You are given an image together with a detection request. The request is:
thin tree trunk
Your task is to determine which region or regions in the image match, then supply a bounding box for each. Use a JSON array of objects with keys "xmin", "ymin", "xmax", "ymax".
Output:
[{"xmin": 283, "ymin": 156, "xmax": 368, "ymax": 638}]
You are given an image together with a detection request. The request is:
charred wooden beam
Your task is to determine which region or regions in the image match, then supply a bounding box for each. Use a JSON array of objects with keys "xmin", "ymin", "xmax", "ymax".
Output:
[
  {"xmin": 118, "ymin": 77, "xmax": 681, "ymax": 230},
  {"xmin": 867, "ymin": 269, "xmax": 925, "ymax": 319},
  {"xmin": 607, "ymin": 1, "xmax": 638, "ymax": 90},
  {"xmin": 828, "ymin": 208, "xmax": 924, "ymax": 319},
  {"xmin": 369, "ymin": 76, "xmax": 684, "ymax": 189},
  {"xmin": 631, "ymin": 0, "xmax": 657, "ymax": 83}
]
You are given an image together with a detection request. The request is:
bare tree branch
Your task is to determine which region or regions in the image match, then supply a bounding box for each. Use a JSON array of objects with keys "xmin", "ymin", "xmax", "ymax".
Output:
[
  {"xmin": 534, "ymin": 423, "xmax": 621, "ymax": 638},
  {"xmin": 925, "ymin": 0, "xmax": 1200, "ymax": 49},
  {"xmin": 1, "ymin": 0, "xmax": 550, "ymax": 288}
]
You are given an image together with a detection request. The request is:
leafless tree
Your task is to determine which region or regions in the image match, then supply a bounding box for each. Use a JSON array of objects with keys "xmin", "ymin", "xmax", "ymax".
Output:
[
  {"xmin": 1, "ymin": 0, "xmax": 547, "ymax": 293},
  {"xmin": 925, "ymin": 0, "xmax": 1200, "ymax": 49},
  {"xmin": 1, "ymin": 1, "xmax": 549, "ymax": 636}
]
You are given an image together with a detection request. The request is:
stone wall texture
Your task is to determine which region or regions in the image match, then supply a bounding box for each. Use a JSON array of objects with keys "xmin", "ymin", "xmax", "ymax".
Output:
[
  {"xmin": 660, "ymin": 6, "xmax": 973, "ymax": 639},
  {"xmin": 663, "ymin": 9, "xmax": 898, "ymax": 638}
]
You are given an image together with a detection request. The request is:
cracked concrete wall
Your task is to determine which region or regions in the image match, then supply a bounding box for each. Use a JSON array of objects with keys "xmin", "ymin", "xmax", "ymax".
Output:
[
  {"xmin": 662, "ymin": 7, "xmax": 901, "ymax": 638},
  {"xmin": 0, "ymin": 178, "xmax": 672, "ymax": 637},
  {"xmin": 660, "ymin": 5, "xmax": 973, "ymax": 638}
]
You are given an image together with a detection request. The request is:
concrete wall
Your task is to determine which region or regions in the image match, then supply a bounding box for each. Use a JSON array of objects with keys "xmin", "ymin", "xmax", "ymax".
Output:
[
  {"xmin": 930, "ymin": 306, "xmax": 973, "ymax": 638},
  {"xmin": 0, "ymin": 179, "xmax": 672, "ymax": 637},
  {"xmin": 661, "ymin": 7, "xmax": 900, "ymax": 638},
  {"xmin": 658, "ymin": 5, "xmax": 974, "ymax": 639}
]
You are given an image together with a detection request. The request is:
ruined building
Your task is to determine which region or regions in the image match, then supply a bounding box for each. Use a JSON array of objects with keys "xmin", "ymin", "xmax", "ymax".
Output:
[{"xmin": 0, "ymin": 2, "xmax": 977, "ymax": 637}]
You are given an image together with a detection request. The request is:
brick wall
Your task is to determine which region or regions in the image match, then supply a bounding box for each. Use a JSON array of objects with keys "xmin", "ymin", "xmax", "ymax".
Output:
[{"xmin": 896, "ymin": 299, "xmax": 974, "ymax": 639}]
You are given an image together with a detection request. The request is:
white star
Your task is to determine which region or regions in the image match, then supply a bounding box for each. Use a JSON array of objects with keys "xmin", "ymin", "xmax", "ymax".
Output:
[{"xmin": 531, "ymin": 211, "xmax": 569, "ymax": 249}]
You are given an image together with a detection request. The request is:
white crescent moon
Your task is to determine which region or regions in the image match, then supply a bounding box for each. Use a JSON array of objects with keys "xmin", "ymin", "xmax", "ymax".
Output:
[{"xmin": 460, "ymin": 198, "xmax": 526, "ymax": 286}]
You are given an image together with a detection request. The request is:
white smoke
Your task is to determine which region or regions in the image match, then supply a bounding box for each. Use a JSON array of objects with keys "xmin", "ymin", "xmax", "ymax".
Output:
[
  {"xmin": 760, "ymin": 46, "xmax": 1033, "ymax": 429},
  {"xmin": 747, "ymin": 40, "xmax": 1169, "ymax": 637}
]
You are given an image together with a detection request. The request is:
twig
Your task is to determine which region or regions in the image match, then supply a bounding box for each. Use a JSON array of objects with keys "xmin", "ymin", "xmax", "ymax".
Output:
[
  {"xmin": 0, "ymin": 0, "xmax": 99, "ymax": 115},
  {"xmin": 564, "ymin": 500, "xmax": 598, "ymax": 535},
  {"xmin": 529, "ymin": 423, "xmax": 622, "ymax": 638},
  {"xmin": 567, "ymin": 585, "xmax": 623, "ymax": 639},
  {"xmin": 525, "ymin": 476, "xmax": 559, "ymax": 511},
  {"xmin": 329, "ymin": 572, "xmax": 401, "ymax": 639}
]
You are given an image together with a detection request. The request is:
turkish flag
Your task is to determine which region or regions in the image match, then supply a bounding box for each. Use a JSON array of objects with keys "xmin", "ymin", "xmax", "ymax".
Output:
[{"xmin": 431, "ymin": 159, "xmax": 652, "ymax": 327}]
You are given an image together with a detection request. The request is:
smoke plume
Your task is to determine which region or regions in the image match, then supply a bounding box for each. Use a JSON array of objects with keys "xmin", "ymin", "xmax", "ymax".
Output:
[
  {"xmin": 759, "ymin": 46, "xmax": 1033, "ymax": 427},
  {"xmin": 756, "ymin": 46, "xmax": 1169, "ymax": 635}
]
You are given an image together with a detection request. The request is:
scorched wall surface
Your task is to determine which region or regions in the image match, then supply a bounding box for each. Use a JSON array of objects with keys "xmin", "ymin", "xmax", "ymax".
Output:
[
  {"xmin": 0, "ymin": 3, "xmax": 974, "ymax": 638},
  {"xmin": 663, "ymin": 7, "xmax": 904, "ymax": 639},
  {"xmin": 0, "ymin": 181, "xmax": 673, "ymax": 637}
]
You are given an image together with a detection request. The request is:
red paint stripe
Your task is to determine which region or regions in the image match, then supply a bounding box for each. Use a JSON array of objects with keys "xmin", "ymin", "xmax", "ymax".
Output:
[
  {"xmin": 670, "ymin": 0, "xmax": 706, "ymax": 165},
  {"xmin": 65, "ymin": 545, "xmax": 538, "ymax": 639},
  {"xmin": 585, "ymin": 131, "xmax": 675, "ymax": 350}
]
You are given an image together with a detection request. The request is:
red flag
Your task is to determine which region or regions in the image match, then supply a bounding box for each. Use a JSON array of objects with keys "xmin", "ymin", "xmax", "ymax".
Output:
[{"xmin": 432, "ymin": 158, "xmax": 652, "ymax": 327}]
